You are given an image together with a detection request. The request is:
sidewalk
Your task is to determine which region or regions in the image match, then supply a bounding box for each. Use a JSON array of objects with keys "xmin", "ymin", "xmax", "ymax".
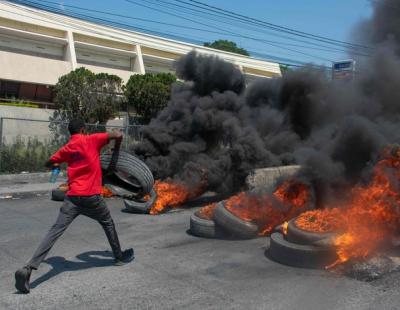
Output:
[{"xmin": 0, "ymin": 172, "xmax": 66, "ymax": 198}]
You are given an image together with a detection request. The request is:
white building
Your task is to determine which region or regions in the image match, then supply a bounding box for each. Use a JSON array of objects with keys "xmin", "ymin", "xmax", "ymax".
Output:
[{"xmin": 0, "ymin": 1, "xmax": 281, "ymax": 107}]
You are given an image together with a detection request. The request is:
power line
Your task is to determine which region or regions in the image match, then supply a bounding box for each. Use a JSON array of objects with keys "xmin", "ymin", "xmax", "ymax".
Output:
[
  {"xmin": 151, "ymin": 0, "xmax": 368, "ymax": 54},
  {"xmin": 177, "ymin": 0, "xmax": 372, "ymax": 50},
  {"xmin": 123, "ymin": 0, "xmax": 370, "ymax": 59},
  {"xmin": 131, "ymin": 0, "xmax": 361, "ymax": 55},
  {"xmin": 123, "ymin": 0, "xmax": 336, "ymax": 62}
]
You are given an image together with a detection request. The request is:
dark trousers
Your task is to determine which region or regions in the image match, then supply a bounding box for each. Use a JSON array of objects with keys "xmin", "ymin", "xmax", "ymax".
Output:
[{"xmin": 27, "ymin": 195, "xmax": 123, "ymax": 269}]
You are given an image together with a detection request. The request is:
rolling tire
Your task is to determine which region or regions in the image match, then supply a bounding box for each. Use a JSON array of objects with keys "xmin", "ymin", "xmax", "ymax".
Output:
[
  {"xmin": 51, "ymin": 188, "xmax": 65, "ymax": 201},
  {"xmin": 213, "ymin": 201, "xmax": 258, "ymax": 239},
  {"xmin": 100, "ymin": 151, "xmax": 154, "ymax": 195},
  {"xmin": 123, "ymin": 189, "xmax": 157, "ymax": 214},
  {"xmin": 267, "ymin": 232, "xmax": 337, "ymax": 269},
  {"xmin": 286, "ymin": 218, "xmax": 336, "ymax": 245},
  {"xmin": 189, "ymin": 211, "xmax": 218, "ymax": 238}
]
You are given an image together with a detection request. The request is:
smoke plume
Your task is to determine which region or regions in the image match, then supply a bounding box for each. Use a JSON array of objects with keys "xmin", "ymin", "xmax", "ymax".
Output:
[{"xmin": 133, "ymin": 0, "xmax": 400, "ymax": 204}]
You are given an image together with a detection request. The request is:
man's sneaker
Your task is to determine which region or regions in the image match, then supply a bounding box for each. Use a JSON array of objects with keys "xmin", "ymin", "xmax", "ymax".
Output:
[
  {"xmin": 115, "ymin": 248, "xmax": 134, "ymax": 266},
  {"xmin": 15, "ymin": 266, "xmax": 32, "ymax": 294}
]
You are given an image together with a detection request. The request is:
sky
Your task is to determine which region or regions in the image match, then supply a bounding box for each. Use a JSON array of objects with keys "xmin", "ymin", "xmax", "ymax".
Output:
[{"xmin": 16, "ymin": 0, "xmax": 373, "ymax": 67}]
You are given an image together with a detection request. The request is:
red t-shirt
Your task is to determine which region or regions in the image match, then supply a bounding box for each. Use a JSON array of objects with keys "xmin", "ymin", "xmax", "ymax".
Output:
[{"xmin": 50, "ymin": 133, "xmax": 109, "ymax": 196}]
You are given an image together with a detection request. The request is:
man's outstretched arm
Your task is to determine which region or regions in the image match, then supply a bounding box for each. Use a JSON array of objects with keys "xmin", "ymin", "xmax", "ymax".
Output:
[{"xmin": 45, "ymin": 146, "xmax": 67, "ymax": 168}]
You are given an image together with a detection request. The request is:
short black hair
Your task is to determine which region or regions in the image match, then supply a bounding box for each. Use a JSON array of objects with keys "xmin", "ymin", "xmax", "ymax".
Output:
[{"xmin": 68, "ymin": 119, "xmax": 85, "ymax": 135}]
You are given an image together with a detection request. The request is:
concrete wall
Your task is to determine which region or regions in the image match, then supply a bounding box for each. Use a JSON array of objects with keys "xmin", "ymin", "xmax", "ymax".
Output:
[{"xmin": 0, "ymin": 106, "xmax": 54, "ymax": 143}]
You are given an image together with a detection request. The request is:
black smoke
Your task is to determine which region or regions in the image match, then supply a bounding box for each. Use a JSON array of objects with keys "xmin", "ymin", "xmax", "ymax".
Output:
[{"xmin": 133, "ymin": 0, "xmax": 400, "ymax": 204}]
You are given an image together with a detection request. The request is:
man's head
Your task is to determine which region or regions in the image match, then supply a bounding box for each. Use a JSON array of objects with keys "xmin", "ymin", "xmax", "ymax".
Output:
[{"xmin": 68, "ymin": 119, "xmax": 86, "ymax": 135}]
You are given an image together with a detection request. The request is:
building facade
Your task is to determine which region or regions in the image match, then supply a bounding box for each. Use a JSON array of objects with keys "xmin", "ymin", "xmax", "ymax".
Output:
[{"xmin": 0, "ymin": 1, "xmax": 281, "ymax": 107}]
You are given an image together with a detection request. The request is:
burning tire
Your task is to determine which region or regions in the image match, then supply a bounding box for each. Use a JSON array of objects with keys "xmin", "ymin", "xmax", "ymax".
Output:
[
  {"xmin": 286, "ymin": 218, "xmax": 336, "ymax": 245},
  {"xmin": 51, "ymin": 188, "xmax": 66, "ymax": 201},
  {"xmin": 100, "ymin": 151, "xmax": 154, "ymax": 195},
  {"xmin": 267, "ymin": 232, "xmax": 337, "ymax": 269},
  {"xmin": 189, "ymin": 211, "xmax": 218, "ymax": 238},
  {"xmin": 123, "ymin": 189, "xmax": 157, "ymax": 214},
  {"xmin": 213, "ymin": 202, "xmax": 258, "ymax": 239}
]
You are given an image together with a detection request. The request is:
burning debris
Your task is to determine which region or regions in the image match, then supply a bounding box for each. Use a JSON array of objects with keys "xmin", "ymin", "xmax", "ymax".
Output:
[
  {"xmin": 117, "ymin": 0, "xmax": 400, "ymax": 277},
  {"xmin": 223, "ymin": 179, "xmax": 313, "ymax": 236},
  {"xmin": 190, "ymin": 179, "xmax": 314, "ymax": 239}
]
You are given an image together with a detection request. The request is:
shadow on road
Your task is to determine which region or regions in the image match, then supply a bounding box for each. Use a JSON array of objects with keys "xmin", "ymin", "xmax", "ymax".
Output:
[{"xmin": 30, "ymin": 250, "xmax": 123, "ymax": 288}]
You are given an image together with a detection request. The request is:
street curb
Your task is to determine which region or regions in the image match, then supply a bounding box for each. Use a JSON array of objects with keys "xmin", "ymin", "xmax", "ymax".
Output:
[{"xmin": 0, "ymin": 172, "xmax": 65, "ymax": 183}]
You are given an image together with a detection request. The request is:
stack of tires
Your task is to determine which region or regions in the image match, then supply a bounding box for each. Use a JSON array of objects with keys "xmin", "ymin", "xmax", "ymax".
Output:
[
  {"xmin": 268, "ymin": 218, "xmax": 338, "ymax": 268},
  {"xmin": 190, "ymin": 165, "xmax": 303, "ymax": 239},
  {"xmin": 51, "ymin": 151, "xmax": 156, "ymax": 213}
]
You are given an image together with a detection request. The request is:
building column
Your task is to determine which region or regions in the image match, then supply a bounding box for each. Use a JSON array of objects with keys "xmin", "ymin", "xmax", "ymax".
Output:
[
  {"xmin": 132, "ymin": 44, "xmax": 145, "ymax": 74},
  {"xmin": 65, "ymin": 31, "xmax": 77, "ymax": 70}
]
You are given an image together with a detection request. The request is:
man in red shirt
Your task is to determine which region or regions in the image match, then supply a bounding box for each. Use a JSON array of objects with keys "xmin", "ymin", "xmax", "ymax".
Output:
[{"xmin": 15, "ymin": 119, "xmax": 133, "ymax": 294}]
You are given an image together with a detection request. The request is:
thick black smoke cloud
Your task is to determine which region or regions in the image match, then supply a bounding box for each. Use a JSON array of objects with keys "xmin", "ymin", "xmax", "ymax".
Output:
[{"xmin": 134, "ymin": 0, "xmax": 400, "ymax": 204}]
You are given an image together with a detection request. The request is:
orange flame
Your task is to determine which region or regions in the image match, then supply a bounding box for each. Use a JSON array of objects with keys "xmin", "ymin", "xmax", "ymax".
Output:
[
  {"xmin": 291, "ymin": 146, "xmax": 400, "ymax": 268},
  {"xmin": 282, "ymin": 221, "xmax": 288, "ymax": 235},
  {"xmin": 149, "ymin": 180, "xmax": 204, "ymax": 215},
  {"xmin": 198, "ymin": 203, "xmax": 217, "ymax": 220},
  {"xmin": 326, "ymin": 147, "xmax": 400, "ymax": 267},
  {"xmin": 224, "ymin": 180, "xmax": 313, "ymax": 235},
  {"xmin": 101, "ymin": 186, "xmax": 114, "ymax": 198},
  {"xmin": 295, "ymin": 208, "xmax": 344, "ymax": 233}
]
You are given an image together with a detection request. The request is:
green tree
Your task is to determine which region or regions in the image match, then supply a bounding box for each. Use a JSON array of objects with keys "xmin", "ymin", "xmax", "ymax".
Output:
[
  {"xmin": 125, "ymin": 73, "xmax": 176, "ymax": 124},
  {"xmin": 279, "ymin": 64, "xmax": 291, "ymax": 74},
  {"xmin": 49, "ymin": 67, "xmax": 123, "ymax": 142},
  {"xmin": 53, "ymin": 67, "xmax": 123, "ymax": 124},
  {"xmin": 204, "ymin": 40, "xmax": 250, "ymax": 56}
]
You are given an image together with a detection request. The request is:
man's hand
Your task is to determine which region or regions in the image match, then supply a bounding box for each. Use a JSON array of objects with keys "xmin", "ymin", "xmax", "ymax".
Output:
[
  {"xmin": 45, "ymin": 160, "xmax": 60, "ymax": 169},
  {"xmin": 108, "ymin": 129, "xmax": 123, "ymax": 141},
  {"xmin": 109, "ymin": 129, "xmax": 123, "ymax": 152}
]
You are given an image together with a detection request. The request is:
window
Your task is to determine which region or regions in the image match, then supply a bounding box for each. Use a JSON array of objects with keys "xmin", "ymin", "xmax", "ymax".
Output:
[{"xmin": 0, "ymin": 80, "xmax": 53, "ymax": 103}]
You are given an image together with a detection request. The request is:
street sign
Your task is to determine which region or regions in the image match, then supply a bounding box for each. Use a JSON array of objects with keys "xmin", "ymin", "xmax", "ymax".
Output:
[{"xmin": 332, "ymin": 60, "xmax": 356, "ymax": 81}]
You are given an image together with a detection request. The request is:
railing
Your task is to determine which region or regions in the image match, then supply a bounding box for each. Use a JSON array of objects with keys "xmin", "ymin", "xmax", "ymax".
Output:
[
  {"xmin": 0, "ymin": 98, "xmax": 56, "ymax": 109},
  {"xmin": 0, "ymin": 117, "xmax": 142, "ymax": 174}
]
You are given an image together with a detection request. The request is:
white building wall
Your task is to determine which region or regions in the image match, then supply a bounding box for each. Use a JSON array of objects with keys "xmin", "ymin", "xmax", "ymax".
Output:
[
  {"xmin": 0, "ymin": 1, "xmax": 281, "ymax": 88},
  {"xmin": 0, "ymin": 50, "xmax": 71, "ymax": 85}
]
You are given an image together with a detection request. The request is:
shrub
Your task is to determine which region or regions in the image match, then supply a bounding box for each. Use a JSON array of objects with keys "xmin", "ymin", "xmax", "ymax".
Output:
[
  {"xmin": 0, "ymin": 137, "xmax": 61, "ymax": 174},
  {"xmin": 0, "ymin": 101, "xmax": 39, "ymax": 108},
  {"xmin": 125, "ymin": 73, "xmax": 176, "ymax": 124}
]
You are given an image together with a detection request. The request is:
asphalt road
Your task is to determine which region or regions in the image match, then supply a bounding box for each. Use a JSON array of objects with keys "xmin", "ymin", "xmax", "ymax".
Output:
[{"xmin": 0, "ymin": 196, "xmax": 399, "ymax": 310}]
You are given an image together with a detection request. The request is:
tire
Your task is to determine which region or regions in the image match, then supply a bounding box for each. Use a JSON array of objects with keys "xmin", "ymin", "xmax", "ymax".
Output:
[
  {"xmin": 189, "ymin": 211, "xmax": 218, "ymax": 238},
  {"xmin": 123, "ymin": 189, "xmax": 157, "ymax": 214},
  {"xmin": 100, "ymin": 151, "xmax": 154, "ymax": 195},
  {"xmin": 51, "ymin": 188, "xmax": 65, "ymax": 201},
  {"xmin": 267, "ymin": 232, "xmax": 337, "ymax": 269},
  {"xmin": 286, "ymin": 218, "xmax": 336, "ymax": 245},
  {"xmin": 213, "ymin": 201, "xmax": 258, "ymax": 239},
  {"xmin": 104, "ymin": 183, "xmax": 140, "ymax": 199}
]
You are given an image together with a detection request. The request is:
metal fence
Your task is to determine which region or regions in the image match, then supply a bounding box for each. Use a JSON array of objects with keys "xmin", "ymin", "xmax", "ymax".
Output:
[{"xmin": 0, "ymin": 117, "xmax": 143, "ymax": 174}]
